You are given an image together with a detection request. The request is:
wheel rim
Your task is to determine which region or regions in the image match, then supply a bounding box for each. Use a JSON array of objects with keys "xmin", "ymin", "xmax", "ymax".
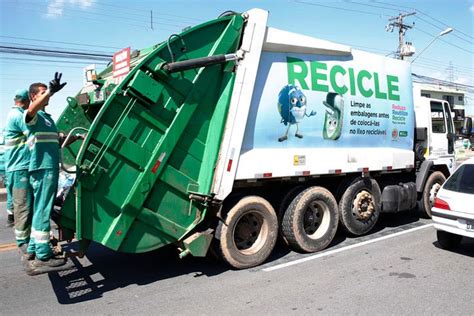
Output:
[
  {"xmin": 302, "ymin": 200, "xmax": 331, "ymax": 239},
  {"xmin": 232, "ymin": 210, "xmax": 267, "ymax": 256},
  {"xmin": 352, "ymin": 190, "xmax": 375, "ymax": 221},
  {"xmin": 429, "ymin": 182, "xmax": 442, "ymax": 208}
]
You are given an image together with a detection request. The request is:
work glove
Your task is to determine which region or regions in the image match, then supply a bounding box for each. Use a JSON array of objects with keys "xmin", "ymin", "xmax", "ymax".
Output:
[{"xmin": 49, "ymin": 72, "xmax": 67, "ymax": 95}]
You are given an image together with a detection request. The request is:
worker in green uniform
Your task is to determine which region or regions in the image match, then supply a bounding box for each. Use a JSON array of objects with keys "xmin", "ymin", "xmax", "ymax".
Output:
[
  {"xmin": 24, "ymin": 73, "xmax": 67, "ymax": 269},
  {"xmin": 4, "ymin": 89, "xmax": 32, "ymax": 254}
]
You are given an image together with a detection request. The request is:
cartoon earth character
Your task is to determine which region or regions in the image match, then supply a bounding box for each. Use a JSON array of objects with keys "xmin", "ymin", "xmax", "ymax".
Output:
[
  {"xmin": 277, "ymin": 84, "xmax": 316, "ymax": 142},
  {"xmin": 322, "ymin": 92, "xmax": 344, "ymax": 140}
]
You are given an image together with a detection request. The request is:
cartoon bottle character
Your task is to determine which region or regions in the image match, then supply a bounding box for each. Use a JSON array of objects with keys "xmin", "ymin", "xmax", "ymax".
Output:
[
  {"xmin": 322, "ymin": 92, "xmax": 344, "ymax": 140},
  {"xmin": 277, "ymin": 84, "xmax": 316, "ymax": 142}
]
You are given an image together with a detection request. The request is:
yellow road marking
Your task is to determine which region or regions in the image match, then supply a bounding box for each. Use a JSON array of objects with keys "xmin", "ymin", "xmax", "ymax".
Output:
[{"xmin": 0, "ymin": 243, "xmax": 17, "ymax": 252}]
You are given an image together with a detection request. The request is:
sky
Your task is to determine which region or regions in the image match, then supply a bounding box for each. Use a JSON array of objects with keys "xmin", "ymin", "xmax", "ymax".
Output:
[{"xmin": 0, "ymin": 0, "xmax": 473, "ymax": 129}]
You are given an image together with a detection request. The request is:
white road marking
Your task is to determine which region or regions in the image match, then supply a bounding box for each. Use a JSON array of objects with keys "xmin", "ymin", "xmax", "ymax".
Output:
[{"xmin": 263, "ymin": 223, "xmax": 434, "ymax": 272}]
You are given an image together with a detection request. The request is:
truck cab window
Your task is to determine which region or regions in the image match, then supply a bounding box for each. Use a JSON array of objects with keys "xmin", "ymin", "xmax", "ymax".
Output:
[{"xmin": 431, "ymin": 102, "xmax": 446, "ymax": 133}]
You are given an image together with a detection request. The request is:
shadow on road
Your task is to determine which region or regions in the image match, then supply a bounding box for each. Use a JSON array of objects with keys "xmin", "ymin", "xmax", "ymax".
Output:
[
  {"xmin": 432, "ymin": 239, "xmax": 474, "ymax": 258},
  {"xmin": 48, "ymin": 242, "xmax": 229, "ymax": 304},
  {"xmin": 47, "ymin": 211, "xmax": 428, "ymax": 304}
]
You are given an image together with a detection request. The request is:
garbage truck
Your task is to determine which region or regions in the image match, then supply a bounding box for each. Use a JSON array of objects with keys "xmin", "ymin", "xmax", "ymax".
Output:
[{"xmin": 55, "ymin": 8, "xmax": 472, "ymax": 269}]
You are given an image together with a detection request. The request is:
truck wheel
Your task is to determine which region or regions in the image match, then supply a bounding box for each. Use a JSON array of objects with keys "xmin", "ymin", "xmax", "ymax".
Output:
[
  {"xmin": 278, "ymin": 185, "xmax": 305, "ymax": 245},
  {"xmin": 436, "ymin": 230, "xmax": 462, "ymax": 250},
  {"xmin": 418, "ymin": 171, "xmax": 446, "ymax": 218},
  {"xmin": 339, "ymin": 177, "xmax": 381, "ymax": 236},
  {"xmin": 216, "ymin": 196, "xmax": 278, "ymax": 269},
  {"xmin": 282, "ymin": 187, "xmax": 339, "ymax": 253}
]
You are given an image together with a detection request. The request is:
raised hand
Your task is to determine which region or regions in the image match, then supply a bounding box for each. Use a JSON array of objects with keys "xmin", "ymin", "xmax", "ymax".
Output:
[{"xmin": 49, "ymin": 72, "xmax": 67, "ymax": 95}]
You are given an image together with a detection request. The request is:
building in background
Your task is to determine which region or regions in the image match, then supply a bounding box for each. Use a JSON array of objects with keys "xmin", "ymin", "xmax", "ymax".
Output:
[{"xmin": 413, "ymin": 73, "xmax": 473, "ymax": 132}]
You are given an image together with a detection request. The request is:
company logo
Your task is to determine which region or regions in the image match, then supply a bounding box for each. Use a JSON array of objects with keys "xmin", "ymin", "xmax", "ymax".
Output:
[
  {"xmin": 391, "ymin": 128, "xmax": 398, "ymax": 140},
  {"xmin": 399, "ymin": 130, "xmax": 408, "ymax": 137}
]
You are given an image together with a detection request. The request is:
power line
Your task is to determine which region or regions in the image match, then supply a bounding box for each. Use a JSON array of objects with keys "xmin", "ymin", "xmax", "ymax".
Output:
[
  {"xmin": 0, "ymin": 41, "xmax": 114, "ymax": 55},
  {"xmin": 293, "ymin": 0, "xmax": 389, "ymax": 17},
  {"xmin": 10, "ymin": 2, "xmax": 189, "ymax": 30},
  {"xmin": 0, "ymin": 45, "xmax": 112, "ymax": 58},
  {"xmin": 414, "ymin": 15, "xmax": 473, "ymax": 45},
  {"xmin": 90, "ymin": 1, "xmax": 204, "ymax": 22},
  {"xmin": 414, "ymin": 27, "xmax": 474, "ymax": 55},
  {"xmin": 373, "ymin": 0, "xmax": 474, "ymax": 41},
  {"xmin": 12, "ymin": 6, "xmax": 159, "ymax": 31},
  {"xmin": 0, "ymin": 35, "xmax": 122, "ymax": 50},
  {"xmin": 0, "ymin": 56, "xmax": 109, "ymax": 66},
  {"xmin": 349, "ymin": 0, "xmax": 473, "ymax": 45},
  {"xmin": 0, "ymin": 45, "xmax": 112, "ymax": 62},
  {"xmin": 412, "ymin": 73, "xmax": 474, "ymax": 89}
]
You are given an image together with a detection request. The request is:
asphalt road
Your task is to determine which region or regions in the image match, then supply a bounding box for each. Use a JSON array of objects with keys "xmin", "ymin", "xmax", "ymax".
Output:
[{"xmin": 0, "ymin": 201, "xmax": 473, "ymax": 315}]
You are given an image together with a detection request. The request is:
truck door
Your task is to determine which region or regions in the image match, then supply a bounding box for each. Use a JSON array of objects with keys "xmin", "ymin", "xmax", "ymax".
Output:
[
  {"xmin": 430, "ymin": 101, "xmax": 454, "ymax": 156},
  {"xmin": 443, "ymin": 101, "xmax": 455, "ymax": 154}
]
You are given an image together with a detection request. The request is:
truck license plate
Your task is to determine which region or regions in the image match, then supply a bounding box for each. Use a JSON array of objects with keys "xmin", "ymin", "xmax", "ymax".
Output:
[{"xmin": 467, "ymin": 221, "xmax": 474, "ymax": 231}]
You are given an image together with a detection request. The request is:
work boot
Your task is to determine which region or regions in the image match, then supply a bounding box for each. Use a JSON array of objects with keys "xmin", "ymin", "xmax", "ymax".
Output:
[
  {"xmin": 30, "ymin": 256, "xmax": 66, "ymax": 268},
  {"xmin": 18, "ymin": 244, "xmax": 34, "ymax": 261},
  {"xmin": 6, "ymin": 214, "xmax": 14, "ymax": 227}
]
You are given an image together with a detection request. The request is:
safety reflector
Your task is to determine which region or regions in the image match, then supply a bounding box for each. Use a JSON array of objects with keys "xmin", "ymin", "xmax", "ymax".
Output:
[
  {"xmin": 227, "ymin": 148, "xmax": 235, "ymax": 172},
  {"xmin": 255, "ymin": 173, "xmax": 273, "ymax": 178},
  {"xmin": 295, "ymin": 171, "xmax": 311, "ymax": 176},
  {"xmin": 329, "ymin": 169, "xmax": 342, "ymax": 174},
  {"xmin": 152, "ymin": 152, "xmax": 166, "ymax": 173},
  {"xmin": 383, "ymin": 166, "xmax": 393, "ymax": 171}
]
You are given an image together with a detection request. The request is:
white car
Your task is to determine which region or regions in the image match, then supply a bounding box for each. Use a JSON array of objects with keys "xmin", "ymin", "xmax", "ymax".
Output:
[{"xmin": 432, "ymin": 157, "xmax": 474, "ymax": 249}]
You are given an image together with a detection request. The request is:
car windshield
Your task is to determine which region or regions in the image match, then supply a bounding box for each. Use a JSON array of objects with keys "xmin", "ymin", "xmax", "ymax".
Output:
[{"xmin": 443, "ymin": 164, "xmax": 474, "ymax": 194}]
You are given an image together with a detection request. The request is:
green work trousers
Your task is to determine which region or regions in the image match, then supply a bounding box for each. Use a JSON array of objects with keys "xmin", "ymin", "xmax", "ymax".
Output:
[
  {"xmin": 27, "ymin": 168, "xmax": 59, "ymax": 260},
  {"xmin": 7, "ymin": 170, "xmax": 32, "ymax": 246},
  {"xmin": 5, "ymin": 171, "xmax": 13, "ymax": 215}
]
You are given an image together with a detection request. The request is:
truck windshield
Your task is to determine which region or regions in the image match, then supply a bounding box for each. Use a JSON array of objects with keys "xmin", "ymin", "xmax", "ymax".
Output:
[{"xmin": 443, "ymin": 164, "xmax": 474, "ymax": 194}]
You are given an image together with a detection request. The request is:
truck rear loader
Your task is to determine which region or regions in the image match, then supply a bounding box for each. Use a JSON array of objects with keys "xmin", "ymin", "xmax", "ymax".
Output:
[{"xmin": 55, "ymin": 9, "xmax": 472, "ymax": 269}]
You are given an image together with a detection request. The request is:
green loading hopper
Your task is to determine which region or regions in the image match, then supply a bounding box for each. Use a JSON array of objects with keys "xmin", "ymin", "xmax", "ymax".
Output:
[{"xmin": 56, "ymin": 13, "xmax": 245, "ymax": 255}]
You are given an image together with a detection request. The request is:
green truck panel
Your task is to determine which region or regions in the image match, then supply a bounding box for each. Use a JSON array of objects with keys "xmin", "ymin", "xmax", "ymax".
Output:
[{"xmin": 57, "ymin": 14, "xmax": 245, "ymax": 254}]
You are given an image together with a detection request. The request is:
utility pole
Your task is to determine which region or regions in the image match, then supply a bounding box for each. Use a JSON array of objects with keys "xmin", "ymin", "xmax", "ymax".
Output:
[
  {"xmin": 385, "ymin": 12, "xmax": 416, "ymax": 60},
  {"xmin": 150, "ymin": 10, "xmax": 154, "ymax": 30}
]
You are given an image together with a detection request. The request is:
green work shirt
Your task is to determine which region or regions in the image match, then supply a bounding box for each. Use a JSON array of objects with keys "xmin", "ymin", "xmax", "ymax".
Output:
[
  {"xmin": 24, "ymin": 110, "xmax": 59, "ymax": 171},
  {"xmin": 4, "ymin": 106, "xmax": 30, "ymax": 172}
]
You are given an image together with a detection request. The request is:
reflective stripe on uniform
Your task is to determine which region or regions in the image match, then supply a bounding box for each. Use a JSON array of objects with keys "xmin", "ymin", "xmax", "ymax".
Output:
[
  {"xmin": 32, "ymin": 230, "xmax": 50, "ymax": 244},
  {"xmin": 15, "ymin": 227, "xmax": 31, "ymax": 240},
  {"xmin": 27, "ymin": 132, "xmax": 59, "ymax": 148},
  {"xmin": 5, "ymin": 135, "xmax": 27, "ymax": 148}
]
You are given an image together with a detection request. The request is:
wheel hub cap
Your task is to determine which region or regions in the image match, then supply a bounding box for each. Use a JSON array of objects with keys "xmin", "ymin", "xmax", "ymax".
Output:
[
  {"xmin": 303, "ymin": 202, "xmax": 323, "ymax": 235},
  {"xmin": 353, "ymin": 190, "xmax": 374, "ymax": 220}
]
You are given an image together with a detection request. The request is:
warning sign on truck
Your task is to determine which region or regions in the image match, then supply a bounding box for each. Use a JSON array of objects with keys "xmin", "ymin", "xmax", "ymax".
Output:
[{"xmin": 113, "ymin": 47, "xmax": 131, "ymax": 79}]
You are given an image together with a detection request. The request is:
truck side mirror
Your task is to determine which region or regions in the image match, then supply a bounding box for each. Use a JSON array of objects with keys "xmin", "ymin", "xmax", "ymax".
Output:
[{"xmin": 462, "ymin": 117, "xmax": 472, "ymax": 136}]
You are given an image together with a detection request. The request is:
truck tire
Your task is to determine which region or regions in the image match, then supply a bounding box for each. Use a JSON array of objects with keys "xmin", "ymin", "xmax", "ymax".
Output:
[
  {"xmin": 436, "ymin": 230, "xmax": 462, "ymax": 250},
  {"xmin": 418, "ymin": 171, "xmax": 446, "ymax": 218},
  {"xmin": 216, "ymin": 196, "xmax": 278, "ymax": 269},
  {"xmin": 282, "ymin": 187, "xmax": 339, "ymax": 253},
  {"xmin": 339, "ymin": 177, "xmax": 381, "ymax": 236},
  {"xmin": 278, "ymin": 185, "xmax": 305, "ymax": 245}
]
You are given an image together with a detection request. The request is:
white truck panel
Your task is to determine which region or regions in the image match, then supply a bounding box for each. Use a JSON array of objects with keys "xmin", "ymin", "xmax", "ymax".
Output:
[
  {"xmin": 212, "ymin": 9, "xmax": 270, "ymax": 200},
  {"xmin": 236, "ymin": 148, "xmax": 413, "ymax": 179},
  {"xmin": 263, "ymin": 27, "xmax": 352, "ymax": 56}
]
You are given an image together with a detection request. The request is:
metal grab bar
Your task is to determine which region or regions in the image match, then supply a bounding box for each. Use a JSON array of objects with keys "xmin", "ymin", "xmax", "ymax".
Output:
[{"xmin": 60, "ymin": 126, "xmax": 89, "ymax": 174}]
